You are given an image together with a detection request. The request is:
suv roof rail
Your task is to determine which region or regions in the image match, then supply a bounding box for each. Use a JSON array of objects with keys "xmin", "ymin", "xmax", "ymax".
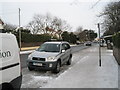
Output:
[{"xmin": 47, "ymin": 39, "xmax": 63, "ymax": 42}]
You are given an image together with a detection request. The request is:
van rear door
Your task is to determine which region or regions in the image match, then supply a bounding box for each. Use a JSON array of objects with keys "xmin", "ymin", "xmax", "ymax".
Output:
[{"xmin": 0, "ymin": 34, "xmax": 21, "ymax": 84}]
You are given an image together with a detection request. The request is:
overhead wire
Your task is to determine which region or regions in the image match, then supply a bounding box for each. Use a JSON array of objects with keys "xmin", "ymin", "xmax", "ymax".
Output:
[{"xmin": 91, "ymin": 0, "xmax": 102, "ymax": 9}]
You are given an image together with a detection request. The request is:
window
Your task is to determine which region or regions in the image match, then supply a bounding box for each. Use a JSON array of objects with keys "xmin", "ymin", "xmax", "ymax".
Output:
[
  {"xmin": 62, "ymin": 43, "xmax": 70, "ymax": 50},
  {"xmin": 36, "ymin": 43, "xmax": 60, "ymax": 52}
]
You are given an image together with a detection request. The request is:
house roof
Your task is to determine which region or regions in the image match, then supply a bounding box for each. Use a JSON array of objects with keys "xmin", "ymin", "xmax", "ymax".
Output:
[
  {"xmin": 0, "ymin": 19, "xmax": 4, "ymax": 25},
  {"xmin": 0, "ymin": 18, "xmax": 4, "ymax": 29}
]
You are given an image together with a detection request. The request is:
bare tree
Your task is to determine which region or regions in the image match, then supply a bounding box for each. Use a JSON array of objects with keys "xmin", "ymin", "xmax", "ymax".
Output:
[
  {"xmin": 27, "ymin": 13, "xmax": 53, "ymax": 34},
  {"xmin": 51, "ymin": 17, "xmax": 72, "ymax": 39},
  {"xmin": 27, "ymin": 14, "xmax": 44, "ymax": 34},
  {"xmin": 100, "ymin": 1, "xmax": 120, "ymax": 35},
  {"xmin": 75, "ymin": 26, "xmax": 83, "ymax": 34},
  {"xmin": 27, "ymin": 13, "xmax": 72, "ymax": 35}
]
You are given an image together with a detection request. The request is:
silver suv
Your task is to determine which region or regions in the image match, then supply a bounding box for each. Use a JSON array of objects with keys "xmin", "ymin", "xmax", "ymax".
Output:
[{"xmin": 27, "ymin": 41, "xmax": 72, "ymax": 73}]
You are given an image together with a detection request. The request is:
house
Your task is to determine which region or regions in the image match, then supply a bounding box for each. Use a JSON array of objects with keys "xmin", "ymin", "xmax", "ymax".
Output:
[{"xmin": 0, "ymin": 18, "xmax": 4, "ymax": 30}]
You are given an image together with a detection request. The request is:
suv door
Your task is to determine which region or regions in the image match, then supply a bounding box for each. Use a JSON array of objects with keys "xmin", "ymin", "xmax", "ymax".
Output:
[
  {"xmin": 60, "ymin": 43, "xmax": 66, "ymax": 64},
  {"xmin": 61, "ymin": 43, "xmax": 71, "ymax": 64},
  {"xmin": 64, "ymin": 43, "xmax": 71, "ymax": 62}
]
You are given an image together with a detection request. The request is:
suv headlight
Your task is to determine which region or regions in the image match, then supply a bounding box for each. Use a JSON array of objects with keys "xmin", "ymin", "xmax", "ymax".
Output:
[{"xmin": 46, "ymin": 56, "xmax": 57, "ymax": 62}]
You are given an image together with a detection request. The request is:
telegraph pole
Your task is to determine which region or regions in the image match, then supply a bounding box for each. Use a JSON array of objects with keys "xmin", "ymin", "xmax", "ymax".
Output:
[
  {"xmin": 98, "ymin": 23, "xmax": 101, "ymax": 67},
  {"xmin": 19, "ymin": 8, "xmax": 21, "ymax": 50}
]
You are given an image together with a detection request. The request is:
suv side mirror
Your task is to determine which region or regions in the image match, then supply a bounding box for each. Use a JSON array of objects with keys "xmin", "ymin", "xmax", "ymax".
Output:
[{"xmin": 61, "ymin": 50, "xmax": 65, "ymax": 53}]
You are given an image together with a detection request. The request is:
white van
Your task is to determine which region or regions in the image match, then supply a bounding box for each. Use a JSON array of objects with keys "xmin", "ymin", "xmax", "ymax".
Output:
[{"xmin": 0, "ymin": 33, "xmax": 22, "ymax": 90}]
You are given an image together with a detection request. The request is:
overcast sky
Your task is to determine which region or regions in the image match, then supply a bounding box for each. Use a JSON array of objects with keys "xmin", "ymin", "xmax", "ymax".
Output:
[{"xmin": 0, "ymin": 0, "xmax": 114, "ymax": 32}]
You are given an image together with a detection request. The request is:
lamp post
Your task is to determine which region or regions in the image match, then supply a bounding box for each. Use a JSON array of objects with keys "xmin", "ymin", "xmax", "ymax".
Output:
[
  {"xmin": 98, "ymin": 23, "xmax": 101, "ymax": 67},
  {"xmin": 19, "ymin": 8, "xmax": 21, "ymax": 50}
]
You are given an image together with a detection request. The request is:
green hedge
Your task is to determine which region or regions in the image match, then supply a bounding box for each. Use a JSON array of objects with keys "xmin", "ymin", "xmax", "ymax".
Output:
[
  {"xmin": 21, "ymin": 33, "xmax": 51, "ymax": 43},
  {"xmin": 113, "ymin": 32, "xmax": 120, "ymax": 48}
]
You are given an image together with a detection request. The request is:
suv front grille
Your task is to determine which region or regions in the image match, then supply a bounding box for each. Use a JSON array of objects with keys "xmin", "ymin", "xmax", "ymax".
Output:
[{"xmin": 32, "ymin": 57, "xmax": 45, "ymax": 61}]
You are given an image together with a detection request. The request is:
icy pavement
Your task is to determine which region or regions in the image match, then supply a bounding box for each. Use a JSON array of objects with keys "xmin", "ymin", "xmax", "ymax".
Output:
[
  {"xmin": 21, "ymin": 45, "xmax": 89, "ymax": 88},
  {"xmin": 43, "ymin": 46, "xmax": 118, "ymax": 88},
  {"xmin": 21, "ymin": 45, "xmax": 118, "ymax": 88},
  {"xmin": 21, "ymin": 62, "xmax": 71, "ymax": 88},
  {"xmin": 21, "ymin": 72, "xmax": 53, "ymax": 88}
]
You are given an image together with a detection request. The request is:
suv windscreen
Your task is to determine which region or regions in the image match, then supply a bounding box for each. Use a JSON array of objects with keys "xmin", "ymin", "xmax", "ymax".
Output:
[{"xmin": 36, "ymin": 43, "xmax": 60, "ymax": 52}]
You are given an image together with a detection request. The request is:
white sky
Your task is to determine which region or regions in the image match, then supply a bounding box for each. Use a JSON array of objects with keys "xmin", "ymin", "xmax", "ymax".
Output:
[{"xmin": 0, "ymin": 0, "xmax": 114, "ymax": 32}]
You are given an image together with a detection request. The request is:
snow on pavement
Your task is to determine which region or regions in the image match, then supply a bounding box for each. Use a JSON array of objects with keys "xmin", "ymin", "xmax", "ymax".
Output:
[
  {"xmin": 21, "ymin": 45, "xmax": 118, "ymax": 88},
  {"xmin": 43, "ymin": 46, "xmax": 118, "ymax": 88},
  {"xmin": 20, "ymin": 50, "xmax": 34, "ymax": 54},
  {"xmin": 21, "ymin": 71, "xmax": 54, "ymax": 88},
  {"xmin": 21, "ymin": 45, "xmax": 86, "ymax": 88}
]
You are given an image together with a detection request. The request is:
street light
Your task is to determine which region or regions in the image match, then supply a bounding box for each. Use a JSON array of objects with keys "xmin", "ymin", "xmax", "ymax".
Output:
[{"xmin": 18, "ymin": 8, "xmax": 21, "ymax": 50}]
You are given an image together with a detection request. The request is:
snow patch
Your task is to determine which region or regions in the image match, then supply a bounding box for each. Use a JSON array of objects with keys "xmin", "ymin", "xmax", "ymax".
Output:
[
  {"xmin": 106, "ymin": 50, "xmax": 113, "ymax": 53},
  {"xmin": 20, "ymin": 50, "xmax": 34, "ymax": 54},
  {"xmin": 22, "ymin": 75, "xmax": 54, "ymax": 88},
  {"xmin": 77, "ymin": 56, "xmax": 89, "ymax": 63},
  {"xmin": 55, "ymin": 56, "xmax": 89, "ymax": 81},
  {"xmin": 32, "ymin": 75, "xmax": 53, "ymax": 81}
]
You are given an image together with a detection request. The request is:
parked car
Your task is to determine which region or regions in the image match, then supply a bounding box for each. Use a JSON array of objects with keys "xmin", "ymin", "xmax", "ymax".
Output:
[
  {"xmin": 107, "ymin": 40, "xmax": 113, "ymax": 49},
  {"xmin": 0, "ymin": 33, "xmax": 22, "ymax": 90},
  {"xmin": 76, "ymin": 41, "xmax": 81, "ymax": 45},
  {"xmin": 27, "ymin": 41, "xmax": 72, "ymax": 73},
  {"xmin": 84, "ymin": 41, "xmax": 92, "ymax": 46}
]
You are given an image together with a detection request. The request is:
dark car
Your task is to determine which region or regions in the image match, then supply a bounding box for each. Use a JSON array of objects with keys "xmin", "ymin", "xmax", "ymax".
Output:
[{"xmin": 84, "ymin": 41, "xmax": 92, "ymax": 46}]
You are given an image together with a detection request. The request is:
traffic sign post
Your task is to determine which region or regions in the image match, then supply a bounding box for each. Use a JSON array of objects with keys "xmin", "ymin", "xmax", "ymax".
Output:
[{"xmin": 98, "ymin": 23, "xmax": 101, "ymax": 67}]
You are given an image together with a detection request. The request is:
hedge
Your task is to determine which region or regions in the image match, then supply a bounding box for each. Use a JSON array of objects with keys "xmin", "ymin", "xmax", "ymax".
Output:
[
  {"xmin": 113, "ymin": 32, "xmax": 120, "ymax": 48},
  {"xmin": 21, "ymin": 33, "xmax": 51, "ymax": 43}
]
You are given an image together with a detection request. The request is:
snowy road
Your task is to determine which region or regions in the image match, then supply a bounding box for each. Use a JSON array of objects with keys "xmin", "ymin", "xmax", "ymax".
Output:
[
  {"xmin": 21, "ymin": 45, "xmax": 90, "ymax": 88},
  {"xmin": 21, "ymin": 44, "xmax": 118, "ymax": 88}
]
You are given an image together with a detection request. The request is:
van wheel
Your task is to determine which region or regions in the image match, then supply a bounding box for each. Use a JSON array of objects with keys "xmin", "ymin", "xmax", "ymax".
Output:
[
  {"xmin": 28, "ymin": 67, "xmax": 34, "ymax": 71},
  {"xmin": 2, "ymin": 83, "xmax": 14, "ymax": 90},
  {"xmin": 52, "ymin": 61, "xmax": 60, "ymax": 73},
  {"xmin": 67, "ymin": 56, "xmax": 72, "ymax": 65}
]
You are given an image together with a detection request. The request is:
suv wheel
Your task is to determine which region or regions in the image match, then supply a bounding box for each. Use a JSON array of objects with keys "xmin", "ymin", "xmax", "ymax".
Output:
[
  {"xmin": 53, "ymin": 61, "xmax": 60, "ymax": 73},
  {"xmin": 28, "ymin": 66, "xmax": 34, "ymax": 71},
  {"xmin": 67, "ymin": 56, "xmax": 72, "ymax": 65}
]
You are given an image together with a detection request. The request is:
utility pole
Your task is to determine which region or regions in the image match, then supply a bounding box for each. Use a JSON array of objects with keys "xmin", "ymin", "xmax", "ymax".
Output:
[
  {"xmin": 98, "ymin": 23, "xmax": 101, "ymax": 67},
  {"xmin": 19, "ymin": 8, "xmax": 21, "ymax": 50}
]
